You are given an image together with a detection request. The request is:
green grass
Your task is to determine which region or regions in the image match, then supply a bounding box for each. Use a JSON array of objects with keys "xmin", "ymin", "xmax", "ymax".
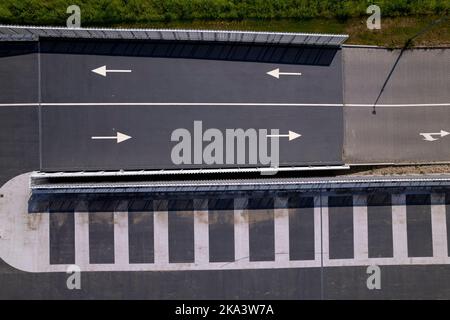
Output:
[
  {"xmin": 0, "ymin": 0, "xmax": 449, "ymax": 47},
  {"xmin": 1, "ymin": 0, "xmax": 449, "ymax": 24},
  {"xmin": 116, "ymin": 16, "xmax": 450, "ymax": 47}
]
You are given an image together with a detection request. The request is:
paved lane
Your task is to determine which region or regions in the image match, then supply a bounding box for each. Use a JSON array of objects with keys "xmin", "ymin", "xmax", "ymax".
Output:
[
  {"xmin": 343, "ymin": 47, "xmax": 450, "ymax": 163},
  {"xmin": 0, "ymin": 42, "xmax": 38, "ymax": 104},
  {"xmin": 344, "ymin": 105, "xmax": 450, "ymax": 163},
  {"xmin": 40, "ymin": 40, "xmax": 343, "ymax": 104},
  {"xmin": 40, "ymin": 104, "xmax": 343, "ymax": 171},
  {"xmin": 343, "ymin": 47, "xmax": 450, "ymax": 105}
]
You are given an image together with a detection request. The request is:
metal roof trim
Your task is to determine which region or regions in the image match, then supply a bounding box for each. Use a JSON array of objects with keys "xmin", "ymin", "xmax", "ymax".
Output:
[{"xmin": 0, "ymin": 24, "xmax": 349, "ymax": 46}]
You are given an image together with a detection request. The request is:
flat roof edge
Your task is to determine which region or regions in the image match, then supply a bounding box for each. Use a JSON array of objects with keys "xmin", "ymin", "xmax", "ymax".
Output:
[{"xmin": 0, "ymin": 24, "xmax": 349, "ymax": 46}]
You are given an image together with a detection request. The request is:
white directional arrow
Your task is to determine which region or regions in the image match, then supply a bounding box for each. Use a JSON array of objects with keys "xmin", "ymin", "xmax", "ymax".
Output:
[
  {"xmin": 91, "ymin": 131, "xmax": 132, "ymax": 143},
  {"xmin": 267, "ymin": 68, "xmax": 302, "ymax": 79},
  {"xmin": 92, "ymin": 65, "xmax": 132, "ymax": 77},
  {"xmin": 420, "ymin": 130, "xmax": 450, "ymax": 142},
  {"xmin": 267, "ymin": 130, "xmax": 302, "ymax": 141}
]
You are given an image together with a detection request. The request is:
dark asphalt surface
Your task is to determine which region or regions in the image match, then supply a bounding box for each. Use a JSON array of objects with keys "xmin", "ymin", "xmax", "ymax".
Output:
[
  {"xmin": 40, "ymin": 104, "xmax": 343, "ymax": 171},
  {"xmin": 40, "ymin": 41, "xmax": 343, "ymax": 104},
  {"xmin": 2, "ymin": 258, "xmax": 450, "ymax": 299},
  {"xmin": 0, "ymin": 40, "xmax": 345, "ymax": 171},
  {"xmin": 1, "ymin": 40, "xmax": 450, "ymax": 300}
]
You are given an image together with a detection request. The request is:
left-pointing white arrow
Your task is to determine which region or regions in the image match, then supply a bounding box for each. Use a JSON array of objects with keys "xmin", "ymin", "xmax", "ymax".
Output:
[
  {"xmin": 267, "ymin": 130, "xmax": 302, "ymax": 141},
  {"xmin": 92, "ymin": 65, "xmax": 132, "ymax": 77},
  {"xmin": 267, "ymin": 68, "xmax": 302, "ymax": 79},
  {"xmin": 91, "ymin": 131, "xmax": 132, "ymax": 143}
]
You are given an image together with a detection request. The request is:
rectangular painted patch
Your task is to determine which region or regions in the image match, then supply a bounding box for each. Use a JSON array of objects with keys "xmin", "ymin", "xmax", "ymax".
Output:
[
  {"xmin": 89, "ymin": 212, "xmax": 115, "ymax": 264},
  {"xmin": 168, "ymin": 200, "xmax": 195, "ymax": 263},
  {"xmin": 328, "ymin": 196, "xmax": 354, "ymax": 259},
  {"xmin": 248, "ymin": 198, "xmax": 275, "ymax": 262},
  {"xmin": 406, "ymin": 194, "xmax": 433, "ymax": 257},
  {"xmin": 447, "ymin": 195, "xmax": 450, "ymax": 256},
  {"xmin": 367, "ymin": 193, "xmax": 393, "ymax": 258},
  {"xmin": 128, "ymin": 211, "xmax": 154, "ymax": 264},
  {"xmin": 49, "ymin": 211, "xmax": 75, "ymax": 264},
  {"xmin": 288, "ymin": 196, "xmax": 315, "ymax": 260},
  {"xmin": 208, "ymin": 199, "xmax": 235, "ymax": 262}
]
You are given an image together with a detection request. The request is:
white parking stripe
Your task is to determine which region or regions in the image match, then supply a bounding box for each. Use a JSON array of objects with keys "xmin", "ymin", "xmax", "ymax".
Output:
[
  {"xmin": 194, "ymin": 208, "xmax": 209, "ymax": 265},
  {"xmin": 234, "ymin": 198, "xmax": 249, "ymax": 264},
  {"xmin": 114, "ymin": 211, "xmax": 129, "ymax": 267},
  {"xmin": 274, "ymin": 198, "xmax": 289, "ymax": 262},
  {"xmin": 353, "ymin": 195, "xmax": 368, "ymax": 260},
  {"xmin": 314, "ymin": 196, "xmax": 322, "ymax": 262},
  {"xmin": 2, "ymin": 102, "xmax": 450, "ymax": 107},
  {"xmin": 5, "ymin": 173, "xmax": 450, "ymax": 273},
  {"xmin": 431, "ymin": 194, "xmax": 448, "ymax": 257},
  {"xmin": 392, "ymin": 194, "xmax": 408, "ymax": 260},
  {"xmin": 153, "ymin": 210, "xmax": 169, "ymax": 265},
  {"xmin": 320, "ymin": 195, "xmax": 330, "ymax": 264},
  {"xmin": 36, "ymin": 213, "xmax": 50, "ymax": 271},
  {"xmin": 74, "ymin": 211, "xmax": 90, "ymax": 268}
]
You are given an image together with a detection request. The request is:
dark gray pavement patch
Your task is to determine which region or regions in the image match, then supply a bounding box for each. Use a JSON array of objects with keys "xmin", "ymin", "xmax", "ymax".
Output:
[
  {"xmin": 328, "ymin": 196, "xmax": 354, "ymax": 260},
  {"xmin": 288, "ymin": 196, "xmax": 315, "ymax": 261},
  {"xmin": 0, "ymin": 259, "xmax": 322, "ymax": 299},
  {"xmin": 248, "ymin": 198, "xmax": 275, "ymax": 262},
  {"xmin": 49, "ymin": 211, "xmax": 75, "ymax": 265},
  {"xmin": 446, "ymin": 194, "xmax": 450, "ymax": 257},
  {"xmin": 168, "ymin": 208, "xmax": 195, "ymax": 263},
  {"xmin": 406, "ymin": 194, "xmax": 433, "ymax": 258},
  {"xmin": 0, "ymin": 106, "xmax": 39, "ymax": 187},
  {"xmin": 128, "ymin": 211, "xmax": 154, "ymax": 264},
  {"xmin": 208, "ymin": 209, "xmax": 235, "ymax": 263},
  {"xmin": 0, "ymin": 42, "xmax": 38, "ymax": 104},
  {"xmin": 89, "ymin": 212, "xmax": 115, "ymax": 264},
  {"xmin": 367, "ymin": 193, "xmax": 393, "ymax": 258},
  {"xmin": 323, "ymin": 265, "xmax": 450, "ymax": 299}
]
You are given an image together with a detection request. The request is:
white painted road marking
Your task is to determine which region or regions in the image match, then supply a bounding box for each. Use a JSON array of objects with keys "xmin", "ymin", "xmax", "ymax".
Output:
[
  {"xmin": 91, "ymin": 131, "xmax": 132, "ymax": 143},
  {"xmin": 114, "ymin": 211, "xmax": 129, "ymax": 267},
  {"xmin": 353, "ymin": 195, "xmax": 368, "ymax": 260},
  {"xmin": 2, "ymin": 173, "xmax": 450, "ymax": 272},
  {"xmin": 74, "ymin": 211, "xmax": 89, "ymax": 267},
  {"xmin": 194, "ymin": 208, "xmax": 209, "ymax": 265},
  {"xmin": 92, "ymin": 65, "xmax": 132, "ymax": 77},
  {"xmin": 274, "ymin": 198, "xmax": 289, "ymax": 262},
  {"xmin": 267, "ymin": 130, "xmax": 301, "ymax": 141},
  {"xmin": 431, "ymin": 194, "xmax": 448, "ymax": 257},
  {"xmin": 267, "ymin": 68, "xmax": 302, "ymax": 79},
  {"xmin": 420, "ymin": 130, "xmax": 450, "ymax": 141},
  {"xmin": 153, "ymin": 210, "xmax": 169, "ymax": 265},
  {"xmin": 392, "ymin": 194, "xmax": 408, "ymax": 259},
  {"xmin": 234, "ymin": 198, "xmax": 249, "ymax": 264},
  {"xmin": 2, "ymin": 102, "xmax": 450, "ymax": 107}
]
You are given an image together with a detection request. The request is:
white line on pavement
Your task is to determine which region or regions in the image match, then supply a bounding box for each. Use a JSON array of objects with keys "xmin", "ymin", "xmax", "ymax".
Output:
[{"xmin": 1, "ymin": 102, "xmax": 450, "ymax": 107}]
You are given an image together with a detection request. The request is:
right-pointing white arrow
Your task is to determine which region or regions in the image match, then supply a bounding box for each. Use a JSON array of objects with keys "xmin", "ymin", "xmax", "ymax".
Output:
[
  {"xmin": 92, "ymin": 65, "xmax": 132, "ymax": 77},
  {"xmin": 91, "ymin": 131, "xmax": 132, "ymax": 143},
  {"xmin": 420, "ymin": 130, "xmax": 450, "ymax": 141},
  {"xmin": 267, "ymin": 130, "xmax": 302, "ymax": 141},
  {"xmin": 267, "ymin": 68, "xmax": 302, "ymax": 79}
]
